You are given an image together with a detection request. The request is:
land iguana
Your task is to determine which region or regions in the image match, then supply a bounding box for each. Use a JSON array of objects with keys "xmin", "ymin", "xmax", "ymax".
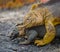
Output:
[{"xmin": 11, "ymin": 1, "xmax": 60, "ymax": 46}]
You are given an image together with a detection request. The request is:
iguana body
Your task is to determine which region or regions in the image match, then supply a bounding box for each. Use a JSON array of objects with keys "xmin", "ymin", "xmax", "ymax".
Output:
[
  {"xmin": 16, "ymin": 2, "xmax": 60, "ymax": 46},
  {"xmin": 10, "ymin": 2, "xmax": 60, "ymax": 46}
]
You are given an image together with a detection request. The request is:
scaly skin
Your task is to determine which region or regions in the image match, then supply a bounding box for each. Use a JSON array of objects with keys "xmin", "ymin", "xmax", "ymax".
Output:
[
  {"xmin": 16, "ymin": 3, "xmax": 60, "ymax": 46},
  {"xmin": 9, "ymin": 4, "xmax": 60, "ymax": 46}
]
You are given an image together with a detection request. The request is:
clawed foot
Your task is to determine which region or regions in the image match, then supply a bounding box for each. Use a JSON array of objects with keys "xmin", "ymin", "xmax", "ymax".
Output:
[{"xmin": 35, "ymin": 40, "xmax": 45, "ymax": 46}]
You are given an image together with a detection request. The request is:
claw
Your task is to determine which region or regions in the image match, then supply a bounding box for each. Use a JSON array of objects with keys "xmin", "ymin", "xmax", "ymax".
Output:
[
  {"xmin": 37, "ymin": 43, "xmax": 41, "ymax": 46},
  {"xmin": 34, "ymin": 40, "xmax": 45, "ymax": 46},
  {"xmin": 35, "ymin": 40, "xmax": 39, "ymax": 44}
]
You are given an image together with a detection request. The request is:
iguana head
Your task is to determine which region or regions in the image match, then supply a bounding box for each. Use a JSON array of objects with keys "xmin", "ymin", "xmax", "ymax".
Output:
[{"xmin": 16, "ymin": 14, "xmax": 33, "ymax": 36}]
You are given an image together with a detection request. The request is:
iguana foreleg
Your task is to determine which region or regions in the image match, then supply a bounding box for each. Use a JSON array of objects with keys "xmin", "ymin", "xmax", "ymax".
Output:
[{"xmin": 35, "ymin": 21, "xmax": 56, "ymax": 46}]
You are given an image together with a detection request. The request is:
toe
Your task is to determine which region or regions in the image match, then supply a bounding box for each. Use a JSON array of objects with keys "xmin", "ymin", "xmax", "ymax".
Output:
[
  {"xmin": 35, "ymin": 40, "xmax": 40, "ymax": 44},
  {"xmin": 35, "ymin": 40, "xmax": 45, "ymax": 46}
]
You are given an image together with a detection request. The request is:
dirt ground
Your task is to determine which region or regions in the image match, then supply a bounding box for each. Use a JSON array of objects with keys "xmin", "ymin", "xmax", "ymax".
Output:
[{"xmin": 0, "ymin": 3, "xmax": 60, "ymax": 52}]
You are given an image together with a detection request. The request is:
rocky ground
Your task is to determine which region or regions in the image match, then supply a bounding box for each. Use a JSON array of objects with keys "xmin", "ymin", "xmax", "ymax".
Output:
[{"xmin": 0, "ymin": 4, "xmax": 60, "ymax": 52}]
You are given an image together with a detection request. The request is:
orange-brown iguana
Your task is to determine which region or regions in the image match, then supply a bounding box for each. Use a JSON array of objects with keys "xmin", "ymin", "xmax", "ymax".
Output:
[{"xmin": 11, "ymin": 2, "xmax": 60, "ymax": 46}]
